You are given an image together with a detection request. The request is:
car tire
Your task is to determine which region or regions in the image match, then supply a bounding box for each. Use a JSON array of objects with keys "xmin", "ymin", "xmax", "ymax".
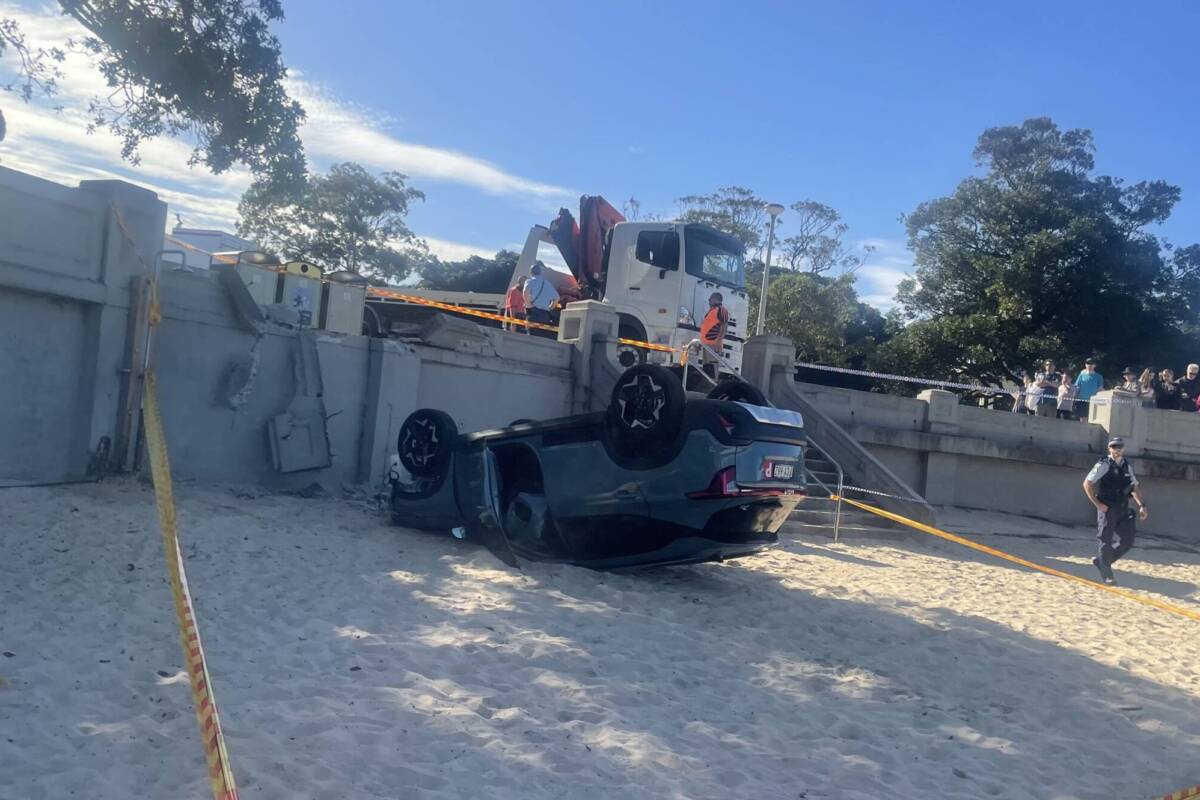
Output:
[
  {"xmin": 396, "ymin": 409, "xmax": 458, "ymax": 479},
  {"xmin": 606, "ymin": 364, "xmax": 685, "ymax": 454},
  {"xmin": 707, "ymin": 379, "xmax": 768, "ymax": 407}
]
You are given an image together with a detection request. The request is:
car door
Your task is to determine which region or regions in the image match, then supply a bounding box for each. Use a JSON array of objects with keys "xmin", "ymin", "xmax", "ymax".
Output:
[
  {"xmin": 537, "ymin": 439, "xmax": 652, "ymax": 560},
  {"xmin": 621, "ymin": 228, "xmax": 682, "ymax": 334},
  {"xmin": 454, "ymin": 444, "xmax": 519, "ymax": 567}
]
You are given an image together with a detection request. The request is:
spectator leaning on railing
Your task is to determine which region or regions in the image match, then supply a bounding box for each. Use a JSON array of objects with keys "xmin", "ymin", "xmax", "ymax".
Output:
[
  {"xmin": 1176, "ymin": 363, "xmax": 1200, "ymax": 411},
  {"xmin": 1151, "ymin": 368, "xmax": 1181, "ymax": 410},
  {"xmin": 1034, "ymin": 359, "xmax": 1061, "ymax": 418},
  {"xmin": 1057, "ymin": 373, "xmax": 1079, "ymax": 420},
  {"xmin": 1073, "ymin": 358, "xmax": 1104, "ymax": 419},
  {"xmin": 1119, "ymin": 367, "xmax": 1142, "ymax": 394}
]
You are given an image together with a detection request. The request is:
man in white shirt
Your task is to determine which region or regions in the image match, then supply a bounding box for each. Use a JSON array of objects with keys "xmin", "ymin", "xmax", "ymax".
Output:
[{"xmin": 522, "ymin": 261, "xmax": 560, "ymax": 328}]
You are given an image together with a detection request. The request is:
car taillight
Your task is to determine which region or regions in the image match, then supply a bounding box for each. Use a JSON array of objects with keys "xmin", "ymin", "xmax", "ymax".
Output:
[
  {"xmin": 717, "ymin": 414, "xmax": 737, "ymax": 435},
  {"xmin": 687, "ymin": 467, "xmax": 786, "ymax": 499}
]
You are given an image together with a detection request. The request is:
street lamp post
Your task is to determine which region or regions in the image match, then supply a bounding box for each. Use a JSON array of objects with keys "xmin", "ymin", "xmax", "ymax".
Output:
[{"xmin": 756, "ymin": 203, "xmax": 785, "ymax": 336}]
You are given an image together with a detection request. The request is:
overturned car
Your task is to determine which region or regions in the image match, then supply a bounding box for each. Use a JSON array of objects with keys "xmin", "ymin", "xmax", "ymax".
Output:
[{"xmin": 388, "ymin": 365, "xmax": 807, "ymax": 570}]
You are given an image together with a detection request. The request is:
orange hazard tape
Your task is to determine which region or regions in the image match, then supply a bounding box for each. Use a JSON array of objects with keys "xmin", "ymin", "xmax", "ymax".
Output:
[
  {"xmin": 367, "ymin": 287, "xmax": 677, "ymax": 352},
  {"xmin": 152, "ymin": 231, "xmax": 675, "ymax": 354},
  {"xmin": 143, "ymin": 370, "xmax": 239, "ymax": 799},
  {"xmin": 834, "ymin": 495, "xmax": 1200, "ymax": 624}
]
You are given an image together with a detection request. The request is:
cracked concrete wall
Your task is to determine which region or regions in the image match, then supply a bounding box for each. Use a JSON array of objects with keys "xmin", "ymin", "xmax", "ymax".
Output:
[
  {"xmin": 0, "ymin": 167, "xmax": 166, "ymax": 484},
  {"xmin": 152, "ymin": 269, "xmax": 573, "ymax": 492}
]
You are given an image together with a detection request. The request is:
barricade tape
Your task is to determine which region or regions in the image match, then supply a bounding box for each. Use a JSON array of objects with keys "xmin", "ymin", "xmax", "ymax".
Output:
[
  {"xmin": 143, "ymin": 371, "xmax": 239, "ymax": 800},
  {"xmin": 365, "ymin": 287, "xmax": 677, "ymax": 352},
  {"xmin": 794, "ymin": 361, "xmax": 1152, "ymax": 408},
  {"xmin": 832, "ymin": 495, "xmax": 1200, "ymax": 624},
  {"xmin": 153, "ymin": 235, "xmax": 677, "ymax": 353},
  {"xmin": 113, "ymin": 207, "xmax": 240, "ymax": 800},
  {"xmin": 1154, "ymin": 784, "xmax": 1200, "ymax": 800}
]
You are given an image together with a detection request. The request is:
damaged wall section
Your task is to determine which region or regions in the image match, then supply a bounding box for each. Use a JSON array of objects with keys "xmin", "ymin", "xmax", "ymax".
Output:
[{"xmin": 151, "ymin": 269, "xmax": 574, "ymax": 492}]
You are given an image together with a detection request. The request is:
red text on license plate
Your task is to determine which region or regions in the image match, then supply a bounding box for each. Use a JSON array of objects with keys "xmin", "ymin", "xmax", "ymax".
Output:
[{"xmin": 763, "ymin": 461, "xmax": 794, "ymax": 480}]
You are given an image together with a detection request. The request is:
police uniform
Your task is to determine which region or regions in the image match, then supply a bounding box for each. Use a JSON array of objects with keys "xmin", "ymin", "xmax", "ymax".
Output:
[{"xmin": 1086, "ymin": 454, "xmax": 1139, "ymax": 567}]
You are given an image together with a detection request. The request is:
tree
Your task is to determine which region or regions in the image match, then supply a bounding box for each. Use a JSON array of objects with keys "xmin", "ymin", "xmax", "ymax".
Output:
[
  {"xmin": 779, "ymin": 200, "xmax": 872, "ymax": 275},
  {"xmin": 1, "ymin": 1, "xmax": 306, "ymax": 188},
  {"xmin": 885, "ymin": 117, "xmax": 1198, "ymax": 387},
  {"xmin": 237, "ymin": 162, "xmax": 425, "ymax": 282},
  {"xmin": 676, "ymin": 186, "xmax": 769, "ymax": 255},
  {"xmin": 746, "ymin": 262, "xmax": 890, "ymax": 370},
  {"xmin": 418, "ymin": 250, "xmax": 519, "ymax": 293}
]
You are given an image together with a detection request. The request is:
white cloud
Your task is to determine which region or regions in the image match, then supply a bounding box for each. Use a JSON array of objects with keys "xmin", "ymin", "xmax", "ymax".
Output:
[
  {"xmin": 854, "ymin": 238, "xmax": 914, "ymax": 312},
  {"xmin": 0, "ymin": 1, "xmax": 573, "ymax": 237},
  {"xmin": 422, "ymin": 236, "xmax": 498, "ymax": 262},
  {"xmin": 289, "ymin": 79, "xmax": 573, "ymax": 200}
]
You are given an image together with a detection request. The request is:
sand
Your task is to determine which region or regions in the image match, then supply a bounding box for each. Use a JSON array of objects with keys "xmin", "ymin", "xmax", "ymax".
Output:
[{"xmin": 1, "ymin": 479, "xmax": 1197, "ymax": 799}]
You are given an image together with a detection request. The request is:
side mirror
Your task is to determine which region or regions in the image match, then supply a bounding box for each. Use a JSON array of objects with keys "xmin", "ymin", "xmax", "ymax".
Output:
[{"xmin": 658, "ymin": 269, "xmax": 667, "ymax": 279}]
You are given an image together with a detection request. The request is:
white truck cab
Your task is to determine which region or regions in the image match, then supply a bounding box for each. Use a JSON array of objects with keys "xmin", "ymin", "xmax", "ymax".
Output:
[{"xmin": 511, "ymin": 221, "xmax": 749, "ymax": 371}]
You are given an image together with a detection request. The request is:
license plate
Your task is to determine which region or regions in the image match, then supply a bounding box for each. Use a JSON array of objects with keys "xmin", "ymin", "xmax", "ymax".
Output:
[{"xmin": 763, "ymin": 460, "xmax": 795, "ymax": 480}]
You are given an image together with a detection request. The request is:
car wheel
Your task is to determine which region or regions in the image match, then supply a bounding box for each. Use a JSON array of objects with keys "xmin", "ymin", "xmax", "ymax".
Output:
[
  {"xmin": 397, "ymin": 409, "xmax": 458, "ymax": 479},
  {"xmin": 606, "ymin": 364, "xmax": 685, "ymax": 452},
  {"xmin": 707, "ymin": 379, "xmax": 768, "ymax": 407}
]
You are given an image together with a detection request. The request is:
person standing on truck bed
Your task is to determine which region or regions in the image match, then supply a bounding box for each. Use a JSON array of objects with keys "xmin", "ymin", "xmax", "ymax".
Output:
[
  {"xmin": 700, "ymin": 292, "xmax": 730, "ymax": 379},
  {"xmin": 523, "ymin": 262, "xmax": 560, "ymax": 333},
  {"xmin": 504, "ymin": 277, "xmax": 528, "ymax": 333}
]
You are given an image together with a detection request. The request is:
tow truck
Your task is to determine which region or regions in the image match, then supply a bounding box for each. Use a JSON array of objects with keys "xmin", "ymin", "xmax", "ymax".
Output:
[{"xmin": 366, "ymin": 196, "xmax": 750, "ymax": 371}]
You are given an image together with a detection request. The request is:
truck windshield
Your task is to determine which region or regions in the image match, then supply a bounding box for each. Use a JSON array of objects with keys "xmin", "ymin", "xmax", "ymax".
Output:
[{"xmin": 684, "ymin": 225, "xmax": 745, "ymax": 289}]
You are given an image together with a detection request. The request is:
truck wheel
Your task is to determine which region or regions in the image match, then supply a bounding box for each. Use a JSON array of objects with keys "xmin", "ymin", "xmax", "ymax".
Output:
[
  {"xmin": 617, "ymin": 320, "xmax": 648, "ymax": 367},
  {"xmin": 606, "ymin": 364, "xmax": 685, "ymax": 453},
  {"xmin": 397, "ymin": 409, "xmax": 458, "ymax": 478},
  {"xmin": 707, "ymin": 379, "xmax": 768, "ymax": 407}
]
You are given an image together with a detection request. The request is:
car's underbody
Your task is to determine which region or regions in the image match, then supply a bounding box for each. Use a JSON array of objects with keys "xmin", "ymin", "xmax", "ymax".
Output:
[{"xmin": 389, "ymin": 367, "xmax": 807, "ymax": 570}]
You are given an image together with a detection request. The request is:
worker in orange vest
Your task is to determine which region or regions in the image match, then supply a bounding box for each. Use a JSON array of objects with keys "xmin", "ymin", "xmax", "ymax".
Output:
[{"xmin": 699, "ymin": 291, "xmax": 730, "ymax": 379}]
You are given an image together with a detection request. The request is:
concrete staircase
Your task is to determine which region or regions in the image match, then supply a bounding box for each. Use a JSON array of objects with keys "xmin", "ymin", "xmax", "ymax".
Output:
[{"xmin": 780, "ymin": 451, "xmax": 909, "ymax": 539}]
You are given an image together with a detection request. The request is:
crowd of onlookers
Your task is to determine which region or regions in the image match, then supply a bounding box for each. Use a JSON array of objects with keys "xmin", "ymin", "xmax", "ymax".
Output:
[{"xmin": 1010, "ymin": 360, "xmax": 1200, "ymax": 420}]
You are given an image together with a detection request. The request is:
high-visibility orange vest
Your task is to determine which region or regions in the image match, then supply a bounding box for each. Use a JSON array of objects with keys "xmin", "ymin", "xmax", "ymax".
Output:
[{"xmin": 700, "ymin": 305, "xmax": 728, "ymax": 344}]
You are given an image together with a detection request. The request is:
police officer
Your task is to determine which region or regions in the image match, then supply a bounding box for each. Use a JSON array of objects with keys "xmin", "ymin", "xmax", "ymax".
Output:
[{"xmin": 1082, "ymin": 436, "xmax": 1149, "ymax": 584}]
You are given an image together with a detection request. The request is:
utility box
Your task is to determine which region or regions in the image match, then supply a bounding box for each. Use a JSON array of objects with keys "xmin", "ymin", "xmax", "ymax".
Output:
[
  {"xmin": 321, "ymin": 270, "xmax": 368, "ymax": 335},
  {"xmin": 235, "ymin": 263, "xmax": 280, "ymax": 306},
  {"xmin": 220, "ymin": 251, "xmax": 281, "ymax": 307},
  {"xmin": 281, "ymin": 260, "xmax": 324, "ymax": 327}
]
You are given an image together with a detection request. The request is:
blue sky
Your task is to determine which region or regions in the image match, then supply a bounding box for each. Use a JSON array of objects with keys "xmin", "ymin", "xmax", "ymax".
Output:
[{"xmin": 3, "ymin": 0, "xmax": 1198, "ymax": 309}]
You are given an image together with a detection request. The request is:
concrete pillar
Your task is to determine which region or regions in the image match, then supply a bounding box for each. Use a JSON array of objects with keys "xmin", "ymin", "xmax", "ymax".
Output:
[
  {"xmin": 558, "ymin": 300, "xmax": 619, "ymax": 413},
  {"xmin": 76, "ymin": 179, "xmax": 167, "ymax": 473},
  {"xmin": 1090, "ymin": 390, "xmax": 1147, "ymax": 456},
  {"xmin": 917, "ymin": 388, "xmax": 959, "ymax": 506},
  {"xmin": 359, "ymin": 338, "xmax": 421, "ymax": 488},
  {"xmin": 742, "ymin": 335, "xmax": 796, "ymax": 397}
]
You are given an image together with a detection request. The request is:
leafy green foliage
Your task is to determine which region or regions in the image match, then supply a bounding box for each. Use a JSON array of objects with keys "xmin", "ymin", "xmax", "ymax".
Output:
[
  {"xmin": 676, "ymin": 186, "xmax": 770, "ymax": 255},
  {"xmin": 237, "ymin": 162, "xmax": 425, "ymax": 282},
  {"xmin": 2, "ymin": 2, "xmax": 305, "ymax": 187},
  {"xmin": 746, "ymin": 263, "xmax": 890, "ymax": 369},
  {"xmin": 0, "ymin": 18, "xmax": 65, "ymax": 105},
  {"xmin": 779, "ymin": 200, "xmax": 871, "ymax": 275},
  {"xmin": 885, "ymin": 117, "xmax": 1199, "ymax": 386},
  {"xmin": 418, "ymin": 251, "xmax": 519, "ymax": 294}
]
